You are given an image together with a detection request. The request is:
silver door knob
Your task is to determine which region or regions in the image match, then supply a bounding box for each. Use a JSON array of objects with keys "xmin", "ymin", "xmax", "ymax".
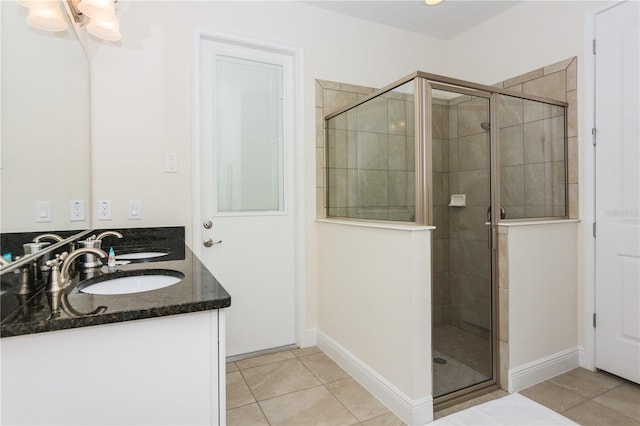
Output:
[
  {"xmin": 203, "ymin": 238, "xmax": 222, "ymax": 248},
  {"xmin": 203, "ymin": 220, "xmax": 213, "ymax": 229}
]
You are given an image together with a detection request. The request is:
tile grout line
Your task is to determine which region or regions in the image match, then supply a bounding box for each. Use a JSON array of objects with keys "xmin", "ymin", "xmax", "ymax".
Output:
[{"xmin": 235, "ymin": 365, "xmax": 272, "ymax": 425}]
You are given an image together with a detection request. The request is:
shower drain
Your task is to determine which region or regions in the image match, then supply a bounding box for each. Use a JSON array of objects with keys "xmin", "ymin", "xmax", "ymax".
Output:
[{"xmin": 433, "ymin": 357, "xmax": 447, "ymax": 365}]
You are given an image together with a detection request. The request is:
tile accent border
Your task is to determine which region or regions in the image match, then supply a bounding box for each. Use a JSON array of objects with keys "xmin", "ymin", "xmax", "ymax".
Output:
[
  {"xmin": 509, "ymin": 347, "xmax": 581, "ymax": 393},
  {"xmin": 317, "ymin": 330, "xmax": 434, "ymax": 425}
]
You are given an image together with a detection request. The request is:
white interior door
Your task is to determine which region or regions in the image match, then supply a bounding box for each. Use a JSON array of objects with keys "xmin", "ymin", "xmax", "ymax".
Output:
[
  {"xmin": 594, "ymin": 0, "xmax": 640, "ymax": 384},
  {"xmin": 198, "ymin": 38, "xmax": 296, "ymax": 357}
]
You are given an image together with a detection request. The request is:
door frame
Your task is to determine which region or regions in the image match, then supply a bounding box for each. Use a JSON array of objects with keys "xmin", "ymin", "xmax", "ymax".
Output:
[
  {"xmin": 191, "ymin": 28, "xmax": 307, "ymax": 348},
  {"xmin": 582, "ymin": 1, "xmax": 629, "ymax": 371}
]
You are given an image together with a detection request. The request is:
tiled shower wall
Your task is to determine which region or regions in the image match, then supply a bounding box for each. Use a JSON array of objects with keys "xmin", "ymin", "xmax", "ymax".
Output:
[{"xmin": 326, "ymin": 91, "xmax": 416, "ymax": 221}]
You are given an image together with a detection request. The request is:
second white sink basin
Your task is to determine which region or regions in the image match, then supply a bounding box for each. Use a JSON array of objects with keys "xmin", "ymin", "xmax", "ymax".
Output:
[
  {"xmin": 116, "ymin": 251, "xmax": 169, "ymax": 260},
  {"xmin": 79, "ymin": 270, "xmax": 184, "ymax": 295}
]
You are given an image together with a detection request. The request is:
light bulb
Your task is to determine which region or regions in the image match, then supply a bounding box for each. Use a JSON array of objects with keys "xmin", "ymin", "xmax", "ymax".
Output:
[
  {"xmin": 26, "ymin": 2, "xmax": 67, "ymax": 32},
  {"xmin": 78, "ymin": 0, "xmax": 115, "ymax": 20},
  {"xmin": 87, "ymin": 17, "xmax": 121, "ymax": 41}
]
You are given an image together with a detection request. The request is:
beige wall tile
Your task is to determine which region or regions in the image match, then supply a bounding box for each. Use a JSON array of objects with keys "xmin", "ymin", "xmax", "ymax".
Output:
[
  {"xmin": 567, "ymin": 89, "xmax": 577, "ymax": 137},
  {"xmin": 505, "ymin": 83, "xmax": 523, "ymax": 93},
  {"xmin": 317, "ymin": 79, "xmax": 341, "ymax": 90},
  {"xmin": 316, "ymin": 188, "xmax": 325, "ymax": 218},
  {"xmin": 569, "ymin": 183, "xmax": 579, "ymax": 218},
  {"xmin": 458, "ymin": 132, "xmax": 490, "ymax": 171},
  {"xmin": 457, "ymin": 97, "xmax": 490, "ymax": 138},
  {"xmin": 501, "ymin": 165, "xmax": 524, "ymax": 207},
  {"xmin": 499, "ymin": 288, "xmax": 509, "ymax": 343},
  {"xmin": 389, "ymin": 135, "xmax": 408, "ymax": 171},
  {"xmin": 523, "ymin": 71, "xmax": 567, "ymax": 102},
  {"xmin": 499, "ymin": 341, "xmax": 509, "ymax": 390},
  {"xmin": 358, "ymin": 170, "xmax": 389, "ymax": 207},
  {"xmin": 316, "ymin": 148, "xmax": 324, "ymax": 188},
  {"xmin": 567, "ymin": 58, "xmax": 577, "ymax": 91},
  {"xmin": 500, "ymin": 125, "xmax": 524, "ymax": 167},
  {"xmin": 503, "ymin": 68, "xmax": 544, "ymax": 88},
  {"xmin": 543, "ymin": 57, "xmax": 575, "ymax": 75},
  {"xmin": 568, "ymin": 137, "xmax": 579, "ymax": 184},
  {"xmin": 498, "ymin": 234, "xmax": 509, "ymax": 289},
  {"xmin": 357, "ymin": 131, "xmax": 388, "ymax": 170},
  {"xmin": 341, "ymin": 82, "xmax": 375, "ymax": 95},
  {"xmin": 357, "ymin": 96, "xmax": 388, "ymax": 133},
  {"xmin": 315, "ymin": 81, "xmax": 324, "ymax": 108},
  {"xmin": 499, "ymin": 94, "xmax": 524, "ymax": 128},
  {"xmin": 323, "ymin": 89, "xmax": 359, "ymax": 116},
  {"xmin": 316, "ymin": 107, "xmax": 324, "ymax": 148},
  {"xmin": 388, "ymin": 98, "xmax": 408, "ymax": 136}
]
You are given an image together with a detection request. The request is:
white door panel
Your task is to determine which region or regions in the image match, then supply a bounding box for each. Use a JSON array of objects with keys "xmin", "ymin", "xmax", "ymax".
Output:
[
  {"xmin": 198, "ymin": 38, "xmax": 297, "ymax": 357},
  {"xmin": 594, "ymin": 0, "xmax": 640, "ymax": 384}
]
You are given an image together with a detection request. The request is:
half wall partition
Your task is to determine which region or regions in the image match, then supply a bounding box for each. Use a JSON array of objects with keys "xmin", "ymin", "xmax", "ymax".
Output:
[{"xmin": 325, "ymin": 71, "xmax": 568, "ymax": 406}]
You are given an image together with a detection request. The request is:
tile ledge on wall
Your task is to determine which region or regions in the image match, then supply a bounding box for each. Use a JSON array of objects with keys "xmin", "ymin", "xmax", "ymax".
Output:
[
  {"xmin": 499, "ymin": 219, "xmax": 580, "ymax": 227},
  {"xmin": 316, "ymin": 218, "xmax": 435, "ymax": 232}
]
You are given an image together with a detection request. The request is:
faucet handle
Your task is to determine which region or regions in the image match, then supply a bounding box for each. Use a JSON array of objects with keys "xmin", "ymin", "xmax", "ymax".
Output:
[
  {"xmin": 45, "ymin": 252, "xmax": 68, "ymax": 269},
  {"xmin": 46, "ymin": 253, "xmax": 68, "ymax": 293}
]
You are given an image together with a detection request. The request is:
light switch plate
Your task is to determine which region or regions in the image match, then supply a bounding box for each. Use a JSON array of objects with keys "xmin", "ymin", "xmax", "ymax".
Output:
[
  {"xmin": 128, "ymin": 200, "xmax": 141, "ymax": 220},
  {"xmin": 35, "ymin": 201, "xmax": 52, "ymax": 223}
]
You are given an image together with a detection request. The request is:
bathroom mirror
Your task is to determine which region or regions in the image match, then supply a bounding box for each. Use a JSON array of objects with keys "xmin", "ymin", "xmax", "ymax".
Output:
[{"xmin": 1, "ymin": 1, "xmax": 91, "ymax": 261}]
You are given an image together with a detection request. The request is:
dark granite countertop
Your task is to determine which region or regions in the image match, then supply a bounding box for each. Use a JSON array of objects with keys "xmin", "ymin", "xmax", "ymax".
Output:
[{"xmin": 0, "ymin": 227, "xmax": 231, "ymax": 338}]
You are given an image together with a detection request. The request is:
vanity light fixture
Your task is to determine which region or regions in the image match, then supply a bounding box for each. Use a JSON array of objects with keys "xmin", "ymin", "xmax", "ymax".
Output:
[
  {"xmin": 18, "ymin": 0, "xmax": 121, "ymax": 42},
  {"xmin": 425, "ymin": 0, "xmax": 444, "ymax": 5}
]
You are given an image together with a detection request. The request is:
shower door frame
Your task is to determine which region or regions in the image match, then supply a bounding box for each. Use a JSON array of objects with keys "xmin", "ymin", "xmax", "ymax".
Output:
[{"xmin": 424, "ymin": 80, "xmax": 502, "ymax": 408}]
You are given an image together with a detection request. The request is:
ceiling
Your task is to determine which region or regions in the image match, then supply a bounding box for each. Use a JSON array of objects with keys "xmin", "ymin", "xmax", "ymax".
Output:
[{"xmin": 303, "ymin": 1, "xmax": 521, "ymax": 40}]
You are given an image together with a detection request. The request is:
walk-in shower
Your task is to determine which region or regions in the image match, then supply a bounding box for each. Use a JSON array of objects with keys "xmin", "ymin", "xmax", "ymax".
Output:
[{"xmin": 325, "ymin": 71, "xmax": 568, "ymax": 406}]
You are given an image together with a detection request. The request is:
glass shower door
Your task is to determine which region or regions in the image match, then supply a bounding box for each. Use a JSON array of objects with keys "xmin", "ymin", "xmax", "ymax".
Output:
[{"xmin": 430, "ymin": 85, "xmax": 494, "ymax": 399}]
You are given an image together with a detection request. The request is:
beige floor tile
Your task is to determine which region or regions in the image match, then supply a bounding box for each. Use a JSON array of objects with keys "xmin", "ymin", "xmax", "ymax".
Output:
[
  {"xmin": 259, "ymin": 385, "xmax": 358, "ymax": 426},
  {"xmin": 226, "ymin": 403, "xmax": 270, "ymax": 426},
  {"xmin": 236, "ymin": 350, "xmax": 296, "ymax": 370},
  {"xmin": 300, "ymin": 352, "xmax": 351, "ymax": 384},
  {"xmin": 563, "ymin": 400, "xmax": 639, "ymax": 426},
  {"xmin": 594, "ymin": 383, "xmax": 640, "ymax": 421},
  {"xmin": 226, "ymin": 371, "xmax": 256, "ymax": 409},
  {"xmin": 226, "ymin": 361, "xmax": 238, "ymax": 373},
  {"xmin": 360, "ymin": 411, "xmax": 406, "ymax": 426},
  {"xmin": 550, "ymin": 368, "xmax": 625, "ymax": 399},
  {"xmin": 326, "ymin": 377, "xmax": 389, "ymax": 421},
  {"xmin": 243, "ymin": 358, "xmax": 321, "ymax": 401},
  {"xmin": 292, "ymin": 346, "xmax": 323, "ymax": 358},
  {"xmin": 520, "ymin": 381, "xmax": 586, "ymax": 413}
]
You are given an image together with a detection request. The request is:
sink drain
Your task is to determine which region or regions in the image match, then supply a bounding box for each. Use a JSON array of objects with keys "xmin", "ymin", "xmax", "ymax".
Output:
[{"xmin": 433, "ymin": 357, "xmax": 447, "ymax": 365}]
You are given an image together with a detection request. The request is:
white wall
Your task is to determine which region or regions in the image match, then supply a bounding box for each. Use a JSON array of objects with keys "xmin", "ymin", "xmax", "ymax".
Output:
[
  {"xmin": 317, "ymin": 222, "xmax": 432, "ymax": 424},
  {"xmin": 87, "ymin": 0, "xmax": 446, "ymax": 331},
  {"xmin": 507, "ymin": 222, "xmax": 579, "ymax": 391}
]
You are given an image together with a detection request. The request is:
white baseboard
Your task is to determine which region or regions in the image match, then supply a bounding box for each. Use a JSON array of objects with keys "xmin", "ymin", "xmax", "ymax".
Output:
[
  {"xmin": 300, "ymin": 328, "xmax": 317, "ymax": 348},
  {"xmin": 509, "ymin": 347, "xmax": 580, "ymax": 392},
  {"xmin": 317, "ymin": 331, "xmax": 433, "ymax": 426}
]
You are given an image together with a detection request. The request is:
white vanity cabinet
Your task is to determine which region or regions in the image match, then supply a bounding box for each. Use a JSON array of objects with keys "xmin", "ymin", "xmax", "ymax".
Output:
[{"xmin": 1, "ymin": 310, "xmax": 226, "ymax": 425}]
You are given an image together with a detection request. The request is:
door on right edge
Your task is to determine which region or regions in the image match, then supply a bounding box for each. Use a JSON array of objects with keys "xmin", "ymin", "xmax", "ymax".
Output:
[{"xmin": 594, "ymin": 0, "xmax": 640, "ymax": 384}]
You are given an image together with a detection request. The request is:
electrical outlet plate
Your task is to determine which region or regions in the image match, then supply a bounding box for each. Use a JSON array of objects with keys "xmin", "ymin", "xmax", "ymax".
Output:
[
  {"xmin": 70, "ymin": 200, "xmax": 86, "ymax": 221},
  {"xmin": 35, "ymin": 201, "xmax": 52, "ymax": 223},
  {"xmin": 128, "ymin": 200, "xmax": 141, "ymax": 220},
  {"xmin": 97, "ymin": 200, "xmax": 112, "ymax": 220},
  {"xmin": 165, "ymin": 152, "xmax": 178, "ymax": 173}
]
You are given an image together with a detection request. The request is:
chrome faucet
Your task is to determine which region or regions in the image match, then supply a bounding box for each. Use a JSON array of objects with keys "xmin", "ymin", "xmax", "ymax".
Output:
[
  {"xmin": 46, "ymin": 248, "xmax": 107, "ymax": 292},
  {"xmin": 33, "ymin": 233, "xmax": 64, "ymax": 243}
]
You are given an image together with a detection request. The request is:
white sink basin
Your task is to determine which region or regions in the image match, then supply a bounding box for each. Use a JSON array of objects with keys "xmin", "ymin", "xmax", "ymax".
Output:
[
  {"xmin": 116, "ymin": 251, "xmax": 169, "ymax": 260},
  {"xmin": 79, "ymin": 270, "xmax": 184, "ymax": 295}
]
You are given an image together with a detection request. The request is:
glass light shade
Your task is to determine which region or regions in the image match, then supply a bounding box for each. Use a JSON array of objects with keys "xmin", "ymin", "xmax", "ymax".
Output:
[
  {"xmin": 425, "ymin": 0, "xmax": 443, "ymax": 5},
  {"xmin": 26, "ymin": 3, "xmax": 68, "ymax": 32},
  {"xmin": 87, "ymin": 17, "xmax": 121, "ymax": 41},
  {"xmin": 78, "ymin": 0, "xmax": 115, "ymax": 20}
]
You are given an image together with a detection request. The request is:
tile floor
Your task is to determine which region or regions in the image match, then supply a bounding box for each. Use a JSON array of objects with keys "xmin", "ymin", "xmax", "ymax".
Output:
[{"xmin": 227, "ymin": 346, "xmax": 640, "ymax": 426}]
